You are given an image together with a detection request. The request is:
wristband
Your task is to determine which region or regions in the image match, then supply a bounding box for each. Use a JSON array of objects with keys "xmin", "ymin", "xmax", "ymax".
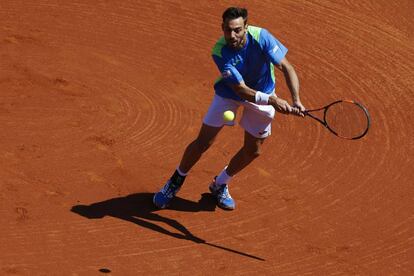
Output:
[{"xmin": 255, "ymin": 91, "xmax": 270, "ymax": 105}]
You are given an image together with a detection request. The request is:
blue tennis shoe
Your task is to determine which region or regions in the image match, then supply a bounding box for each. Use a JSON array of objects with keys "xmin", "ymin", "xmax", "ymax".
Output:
[
  {"xmin": 209, "ymin": 178, "xmax": 235, "ymax": 210},
  {"xmin": 153, "ymin": 171, "xmax": 185, "ymax": 209}
]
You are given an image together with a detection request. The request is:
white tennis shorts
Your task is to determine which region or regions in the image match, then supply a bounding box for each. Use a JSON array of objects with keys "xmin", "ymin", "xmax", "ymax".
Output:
[{"xmin": 203, "ymin": 94, "xmax": 276, "ymax": 138}]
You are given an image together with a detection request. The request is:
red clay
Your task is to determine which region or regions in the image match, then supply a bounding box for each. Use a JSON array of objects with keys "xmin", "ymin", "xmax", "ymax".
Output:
[{"xmin": 1, "ymin": 1, "xmax": 413, "ymax": 275}]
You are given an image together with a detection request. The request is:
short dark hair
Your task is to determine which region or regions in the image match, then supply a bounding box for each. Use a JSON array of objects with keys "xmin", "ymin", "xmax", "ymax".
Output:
[{"xmin": 222, "ymin": 7, "xmax": 248, "ymax": 24}]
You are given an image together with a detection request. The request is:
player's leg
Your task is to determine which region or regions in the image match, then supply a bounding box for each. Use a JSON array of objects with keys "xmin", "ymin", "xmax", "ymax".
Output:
[
  {"xmin": 210, "ymin": 102, "xmax": 275, "ymax": 210},
  {"xmin": 153, "ymin": 124, "xmax": 221, "ymax": 209},
  {"xmin": 227, "ymin": 130, "xmax": 265, "ymax": 176},
  {"xmin": 153, "ymin": 94, "xmax": 239, "ymax": 209},
  {"xmin": 178, "ymin": 123, "xmax": 222, "ymax": 173},
  {"xmin": 209, "ymin": 131, "xmax": 265, "ymax": 210},
  {"xmin": 183, "ymin": 94, "xmax": 239, "ymax": 173}
]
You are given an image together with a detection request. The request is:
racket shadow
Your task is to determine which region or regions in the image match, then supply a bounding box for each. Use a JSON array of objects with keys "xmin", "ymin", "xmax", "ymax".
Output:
[{"xmin": 71, "ymin": 192, "xmax": 265, "ymax": 261}]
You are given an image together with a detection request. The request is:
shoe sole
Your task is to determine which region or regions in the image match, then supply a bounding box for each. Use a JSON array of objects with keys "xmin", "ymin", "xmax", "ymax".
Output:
[{"xmin": 218, "ymin": 203, "xmax": 235, "ymax": 210}]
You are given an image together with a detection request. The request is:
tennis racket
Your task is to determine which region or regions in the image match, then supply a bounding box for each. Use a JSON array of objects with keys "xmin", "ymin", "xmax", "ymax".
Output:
[{"xmin": 304, "ymin": 100, "xmax": 371, "ymax": 140}]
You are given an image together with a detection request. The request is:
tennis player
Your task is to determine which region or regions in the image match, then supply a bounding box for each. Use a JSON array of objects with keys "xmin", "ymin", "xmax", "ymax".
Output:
[{"xmin": 154, "ymin": 7, "xmax": 305, "ymax": 210}]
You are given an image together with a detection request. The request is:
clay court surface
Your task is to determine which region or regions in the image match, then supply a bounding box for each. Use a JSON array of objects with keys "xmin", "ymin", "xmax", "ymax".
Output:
[{"xmin": 1, "ymin": 1, "xmax": 413, "ymax": 275}]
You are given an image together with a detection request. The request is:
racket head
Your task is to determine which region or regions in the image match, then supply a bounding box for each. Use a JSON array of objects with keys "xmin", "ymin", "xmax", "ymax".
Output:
[{"xmin": 323, "ymin": 100, "xmax": 371, "ymax": 139}]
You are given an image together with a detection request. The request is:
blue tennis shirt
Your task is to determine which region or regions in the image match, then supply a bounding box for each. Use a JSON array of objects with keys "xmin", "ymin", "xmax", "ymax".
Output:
[{"xmin": 212, "ymin": 26, "xmax": 288, "ymax": 101}]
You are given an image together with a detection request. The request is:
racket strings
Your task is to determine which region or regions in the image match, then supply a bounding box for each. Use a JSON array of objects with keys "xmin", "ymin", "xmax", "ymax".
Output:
[{"xmin": 325, "ymin": 102, "xmax": 370, "ymax": 139}]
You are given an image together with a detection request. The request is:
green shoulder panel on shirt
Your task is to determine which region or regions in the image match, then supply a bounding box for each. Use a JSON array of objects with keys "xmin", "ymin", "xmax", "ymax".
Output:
[
  {"xmin": 212, "ymin": 36, "xmax": 226, "ymax": 58},
  {"xmin": 248, "ymin": 25, "xmax": 262, "ymax": 43}
]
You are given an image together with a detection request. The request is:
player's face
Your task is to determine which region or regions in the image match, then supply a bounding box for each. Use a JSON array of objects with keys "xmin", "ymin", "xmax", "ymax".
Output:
[{"xmin": 222, "ymin": 17, "xmax": 247, "ymax": 50}]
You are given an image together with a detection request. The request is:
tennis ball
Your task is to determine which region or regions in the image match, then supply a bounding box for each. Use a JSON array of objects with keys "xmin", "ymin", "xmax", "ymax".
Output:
[{"xmin": 223, "ymin": 110, "xmax": 235, "ymax": 122}]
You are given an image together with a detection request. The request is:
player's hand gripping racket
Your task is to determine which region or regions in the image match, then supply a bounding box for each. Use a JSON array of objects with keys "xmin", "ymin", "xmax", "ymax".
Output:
[{"xmin": 304, "ymin": 100, "xmax": 371, "ymax": 140}]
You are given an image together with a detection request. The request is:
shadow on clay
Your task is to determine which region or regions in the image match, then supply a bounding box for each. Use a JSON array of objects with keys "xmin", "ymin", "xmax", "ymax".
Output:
[{"xmin": 71, "ymin": 192, "xmax": 264, "ymax": 261}]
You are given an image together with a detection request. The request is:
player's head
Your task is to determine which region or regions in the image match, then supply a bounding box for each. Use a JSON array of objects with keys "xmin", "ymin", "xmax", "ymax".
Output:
[{"xmin": 222, "ymin": 7, "xmax": 248, "ymax": 50}]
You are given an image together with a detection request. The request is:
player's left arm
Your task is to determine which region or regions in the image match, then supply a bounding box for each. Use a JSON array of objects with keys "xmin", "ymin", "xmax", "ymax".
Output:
[{"xmin": 275, "ymin": 57, "xmax": 306, "ymax": 113}]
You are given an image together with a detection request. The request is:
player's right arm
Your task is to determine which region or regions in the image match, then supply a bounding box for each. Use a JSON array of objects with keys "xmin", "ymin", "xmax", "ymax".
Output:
[{"xmin": 229, "ymin": 82, "xmax": 296, "ymax": 114}]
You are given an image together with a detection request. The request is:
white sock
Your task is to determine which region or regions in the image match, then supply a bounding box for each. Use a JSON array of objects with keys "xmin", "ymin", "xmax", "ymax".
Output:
[
  {"xmin": 216, "ymin": 166, "xmax": 232, "ymax": 185},
  {"xmin": 176, "ymin": 166, "xmax": 188, "ymax": 177}
]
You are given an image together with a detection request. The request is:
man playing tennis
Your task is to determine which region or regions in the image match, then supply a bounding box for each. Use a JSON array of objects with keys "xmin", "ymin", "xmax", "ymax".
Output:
[{"xmin": 154, "ymin": 7, "xmax": 305, "ymax": 210}]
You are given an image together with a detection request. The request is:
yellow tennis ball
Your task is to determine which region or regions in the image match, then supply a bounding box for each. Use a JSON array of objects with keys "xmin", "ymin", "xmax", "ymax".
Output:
[{"xmin": 223, "ymin": 110, "xmax": 235, "ymax": 122}]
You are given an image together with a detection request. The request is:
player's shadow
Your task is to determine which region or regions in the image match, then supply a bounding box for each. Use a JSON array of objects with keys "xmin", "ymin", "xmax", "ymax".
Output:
[
  {"xmin": 71, "ymin": 192, "xmax": 215, "ymax": 244},
  {"xmin": 71, "ymin": 192, "xmax": 265, "ymax": 261}
]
